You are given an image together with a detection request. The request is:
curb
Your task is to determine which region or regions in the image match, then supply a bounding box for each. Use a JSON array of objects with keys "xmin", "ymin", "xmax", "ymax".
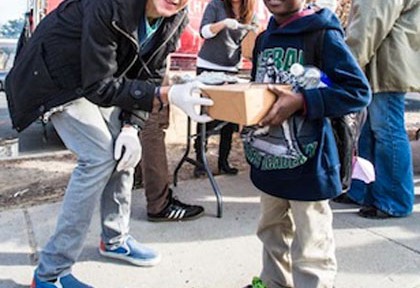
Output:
[{"xmin": 0, "ymin": 149, "xmax": 71, "ymax": 162}]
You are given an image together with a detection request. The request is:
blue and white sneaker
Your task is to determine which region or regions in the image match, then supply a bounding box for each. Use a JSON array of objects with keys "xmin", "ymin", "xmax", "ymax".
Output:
[
  {"xmin": 99, "ymin": 235, "xmax": 161, "ymax": 267},
  {"xmin": 31, "ymin": 271, "xmax": 93, "ymax": 288}
]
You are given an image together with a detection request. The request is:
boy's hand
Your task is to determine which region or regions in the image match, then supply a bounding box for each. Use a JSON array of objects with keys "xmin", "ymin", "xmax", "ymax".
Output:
[{"xmin": 261, "ymin": 85, "xmax": 304, "ymax": 126}]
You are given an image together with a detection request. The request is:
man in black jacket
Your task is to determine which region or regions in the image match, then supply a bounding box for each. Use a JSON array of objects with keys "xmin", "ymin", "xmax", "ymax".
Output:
[{"xmin": 6, "ymin": 0, "xmax": 213, "ymax": 287}]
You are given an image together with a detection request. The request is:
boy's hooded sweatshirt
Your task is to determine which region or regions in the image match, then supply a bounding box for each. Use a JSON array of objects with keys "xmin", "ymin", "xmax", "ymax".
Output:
[{"xmin": 247, "ymin": 8, "xmax": 371, "ymax": 201}]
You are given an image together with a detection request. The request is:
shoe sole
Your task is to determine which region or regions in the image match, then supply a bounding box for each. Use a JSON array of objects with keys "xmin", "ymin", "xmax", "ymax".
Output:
[
  {"xmin": 193, "ymin": 172, "xmax": 206, "ymax": 178},
  {"xmin": 358, "ymin": 211, "xmax": 392, "ymax": 219},
  {"xmin": 218, "ymin": 169, "xmax": 239, "ymax": 175},
  {"xmin": 358, "ymin": 207, "xmax": 393, "ymax": 219},
  {"xmin": 147, "ymin": 209, "xmax": 205, "ymax": 222},
  {"xmin": 332, "ymin": 194, "xmax": 358, "ymax": 205},
  {"xmin": 99, "ymin": 249, "xmax": 161, "ymax": 267}
]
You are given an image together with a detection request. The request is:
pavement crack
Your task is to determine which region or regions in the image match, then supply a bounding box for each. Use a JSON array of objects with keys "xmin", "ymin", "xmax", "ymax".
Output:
[
  {"xmin": 23, "ymin": 208, "xmax": 39, "ymax": 265},
  {"xmin": 364, "ymin": 227, "xmax": 420, "ymax": 255}
]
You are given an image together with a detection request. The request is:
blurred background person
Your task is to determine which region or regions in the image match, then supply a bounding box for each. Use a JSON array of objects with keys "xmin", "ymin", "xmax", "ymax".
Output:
[
  {"xmin": 345, "ymin": 0, "xmax": 419, "ymax": 219},
  {"xmin": 193, "ymin": 0, "xmax": 257, "ymax": 178}
]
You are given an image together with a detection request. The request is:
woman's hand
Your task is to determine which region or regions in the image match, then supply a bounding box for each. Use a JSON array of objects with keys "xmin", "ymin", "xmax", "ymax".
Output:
[
  {"xmin": 223, "ymin": 18, "xmax": 240, "ymax": 29},
  {"xmin": 261, "ymin": 85, "xmax": 305, "ymax": 126}
]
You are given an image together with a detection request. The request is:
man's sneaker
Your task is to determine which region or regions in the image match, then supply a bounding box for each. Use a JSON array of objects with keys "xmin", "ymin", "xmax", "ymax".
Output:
[
  {"xmin": 99, "ymin": 236, "xmax": 160, "ymax": 266},
  {"xmin": 31, "ymin": 271, "xmax": 93, "ymax": 288},
  {"xmin": 147, "ymin": 195, "xmax": 204, "ymax": 222}
]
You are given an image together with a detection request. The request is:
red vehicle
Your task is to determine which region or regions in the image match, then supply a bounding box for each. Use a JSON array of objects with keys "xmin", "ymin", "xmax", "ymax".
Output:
[
  {"xmin": 22, "ymin": 0, "xmax": 62, "ymax": 38},
  {"xmin": 27, "ymin": 0, "xmax": 270, "ymax": 70}
]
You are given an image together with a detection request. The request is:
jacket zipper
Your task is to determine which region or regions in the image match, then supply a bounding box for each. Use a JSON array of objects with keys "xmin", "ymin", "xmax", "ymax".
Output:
[
  {"xmin": 111, "ymin": 20, "xmax": 139, "ymax": 79},
  {"xmin": 138, "ymin": 10, "xmax": 188, "ymax": 75}
]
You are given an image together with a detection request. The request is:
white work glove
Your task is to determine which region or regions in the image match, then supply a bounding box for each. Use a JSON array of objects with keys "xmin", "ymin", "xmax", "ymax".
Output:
[
  {"xmin": 114, "ymin": 126, "xmax": 141, "ymax": 172},
  {"xmin": 168, "ymin": 81, "xmax": 214, "ymax": 123},
  {"xmin": 223, "ymin": 18, "xmax": 240, "ymax": 30}
]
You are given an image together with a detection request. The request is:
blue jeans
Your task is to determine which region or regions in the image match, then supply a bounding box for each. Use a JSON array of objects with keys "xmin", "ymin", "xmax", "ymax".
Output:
[
  {"xmin": 348, "ymin": 92, "xmax": 414, "ymax": 216},
  {"xmin": 37, "ymin": 98, "xmax": 134, "ymax": 281}
]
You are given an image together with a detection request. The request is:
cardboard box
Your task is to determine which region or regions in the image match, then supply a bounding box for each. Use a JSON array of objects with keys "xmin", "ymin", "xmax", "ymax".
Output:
[
  {"xmin": 241, "ymin": 30, "xmax": 257, "ymax": 60},
  {"xmin": 201, "ymin": 83, "xmax": 290, "ymax": 126}
]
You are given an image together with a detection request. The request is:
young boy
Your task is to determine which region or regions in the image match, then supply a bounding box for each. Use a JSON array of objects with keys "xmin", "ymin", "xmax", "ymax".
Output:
[{"xmin": 244, "ymin": 0, "xmax": 371, "ymax": 287}]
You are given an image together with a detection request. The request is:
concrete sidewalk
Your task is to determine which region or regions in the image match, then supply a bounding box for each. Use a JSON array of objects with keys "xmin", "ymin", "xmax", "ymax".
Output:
[
  {"xmin": 0, "ymin": 172, "xmax": 419, "ymax": 288},
  {"xmin": 1, "ymin": 91, "xmax": 419, "ymax": 287}
]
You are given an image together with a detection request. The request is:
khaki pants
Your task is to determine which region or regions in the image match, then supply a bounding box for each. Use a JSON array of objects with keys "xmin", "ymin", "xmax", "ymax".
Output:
[
  {"xmin": 136, "ymin": 105, "xmax": 170, "ymax": 214},
  {"xmin": 257, "ymin": 193, "xmax": 337, "ymax": 288}
]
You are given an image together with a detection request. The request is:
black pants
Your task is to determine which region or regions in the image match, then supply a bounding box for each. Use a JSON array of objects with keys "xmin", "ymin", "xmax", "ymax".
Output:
[
  {"xmin": 194, "ymin": 120, "xmax": 238, "ymax": 165},
  {"xmin": 194, "ymin": 67, "xmax": 239, "ymax": 165}
]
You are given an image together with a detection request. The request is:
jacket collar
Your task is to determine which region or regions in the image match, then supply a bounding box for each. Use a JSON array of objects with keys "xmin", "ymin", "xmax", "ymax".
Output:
[
  {"xmin": 112, "ymin": 0, "xmax": 145, "ymax": 35},
  {"xmin": 111, "ymin": 0, "xmax": 187, "ymax": 44}
]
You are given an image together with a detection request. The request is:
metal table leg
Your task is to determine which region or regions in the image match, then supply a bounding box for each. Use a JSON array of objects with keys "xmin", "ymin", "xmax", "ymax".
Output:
[
  {"xmin": 199, "ymin": 123, "xmax": 223, "ymax": 218},
  {"xmin": 173, "ymin": 117, "xmax": 192, "ymax": 187},
  {"xmin": 172, "ymin": 117, "xmax": 223, "ymax": 218}
]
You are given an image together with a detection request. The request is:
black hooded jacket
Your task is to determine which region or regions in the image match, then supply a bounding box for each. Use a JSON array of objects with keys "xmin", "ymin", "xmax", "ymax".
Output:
[{"xmin": 6, "ymin": 0, "xmax": 188, "ymax": 132}]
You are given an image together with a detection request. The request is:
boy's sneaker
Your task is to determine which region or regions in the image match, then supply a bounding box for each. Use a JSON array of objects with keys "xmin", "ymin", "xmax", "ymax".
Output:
[
  {"xmin": 244, "ymin": 277, "xmax": 268, "ymax": 288},
  {"xmin": 31, "ymin": 271, "xmax": 93, "ymax": 288},
  {"xmin": 99, "ymin": 235, "xmax": 161, "ymax": 267},
  {"xmin": 147, "ymin": 194, "xmax": 204, "ymax": 222}
]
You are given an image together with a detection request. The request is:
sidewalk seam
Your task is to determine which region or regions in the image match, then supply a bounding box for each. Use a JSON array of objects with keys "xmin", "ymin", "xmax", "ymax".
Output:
[
  {"xmin": 23, "ymin": 208, "xmax": 39, "ymax": 265},
  {"xmin": 364, "ymin": 227, "xmax": 420, "ymax": 255}
]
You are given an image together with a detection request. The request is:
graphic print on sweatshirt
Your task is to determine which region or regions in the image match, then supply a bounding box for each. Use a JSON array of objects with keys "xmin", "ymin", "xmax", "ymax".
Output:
[{"xmin": 243, "ymin": 46, "xmax": 319, "ymax": 170}]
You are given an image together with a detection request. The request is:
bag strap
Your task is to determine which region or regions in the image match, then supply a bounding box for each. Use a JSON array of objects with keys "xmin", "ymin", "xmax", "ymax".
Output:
[
  {"xmin": 303, "ymin": 29, "xmax": 326, "ymax": 69},
  {"xmin": 251, "ymin": 31, "xmax": 266, "ymax": 80}
]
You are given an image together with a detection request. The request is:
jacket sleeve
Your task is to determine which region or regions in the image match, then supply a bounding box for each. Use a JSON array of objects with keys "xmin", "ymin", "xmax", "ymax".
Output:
[
  {"xmin": 303, "ymin": 29, "xmax": 371, "ymax": 119},
  {"xmin": 120, "ymin": 11, "xmax": 189, "ymax": 129},
  {"xmin": 345, "ymin": 0, "xmax": 404, "ymax": 69},
  {"xmin": 199, "ymin": 0, "xmax": 218, "ymax": 35},
  {"xmin": 80, "ymin": 0, "xmax": 155, "ymax": 113}
]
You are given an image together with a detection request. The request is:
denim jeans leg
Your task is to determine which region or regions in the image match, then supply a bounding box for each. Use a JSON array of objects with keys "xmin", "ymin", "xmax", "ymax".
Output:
[
  {"xmin": 99, "ymin": 105, "xmax": 133, "ymax": 245},
  {"xmin": 350, "ymin": 93, "xmax": 414, "ymax": 216},
  {"xmin": 349, "ymin": 93, "xmax": 414, "ymax": 216},
  {"xmin": 37, "ymin": 98, "xmax": 125, "ymax": 281}
]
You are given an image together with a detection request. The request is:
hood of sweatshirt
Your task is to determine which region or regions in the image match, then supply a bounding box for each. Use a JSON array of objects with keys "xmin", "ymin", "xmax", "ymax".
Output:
[{"xmin": 266, "ymin": 7, "xmax": 343, "ymax": 36}]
